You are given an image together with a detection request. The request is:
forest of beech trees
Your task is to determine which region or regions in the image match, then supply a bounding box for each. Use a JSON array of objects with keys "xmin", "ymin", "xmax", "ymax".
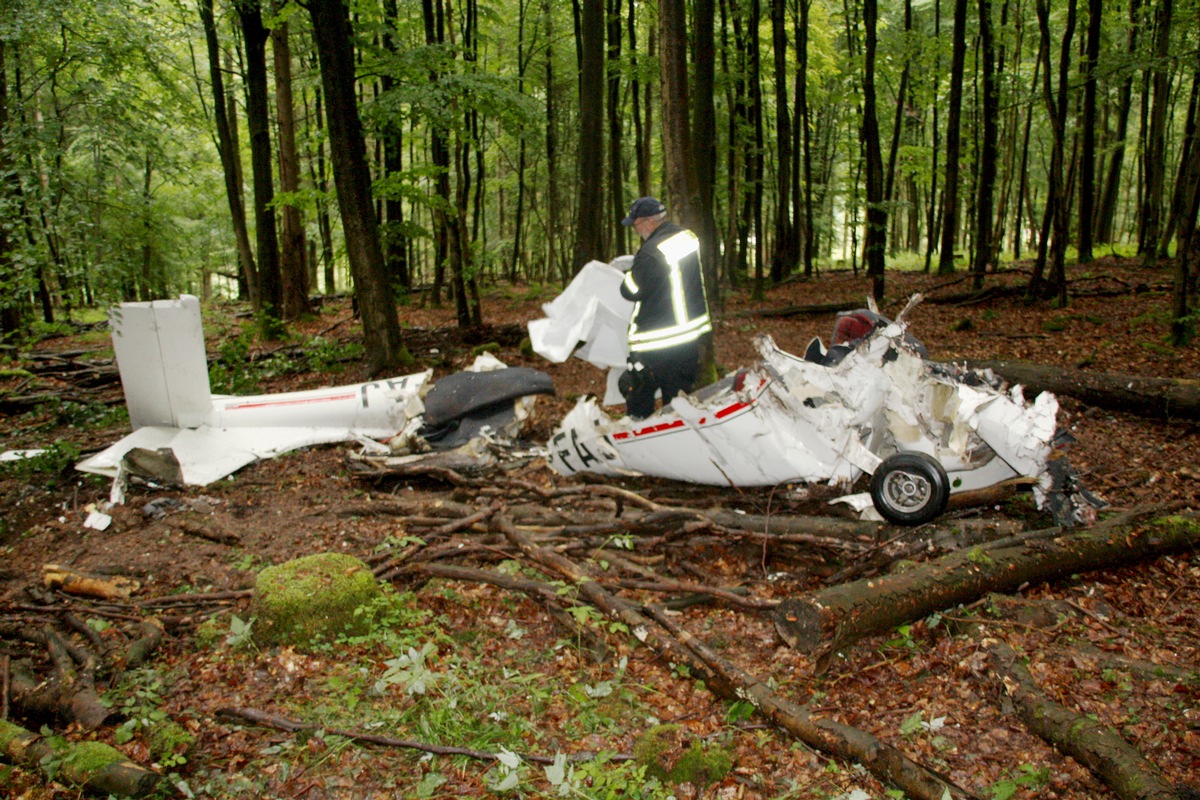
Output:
[{"xmin": 1, "ymin": 0, "xmax": 1198, "ymax": 368}]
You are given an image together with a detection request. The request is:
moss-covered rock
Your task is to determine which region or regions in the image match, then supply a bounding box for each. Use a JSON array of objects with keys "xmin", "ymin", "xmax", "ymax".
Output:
[
  {"xmin": 632, "ymin": 724, "xmax": 732, "ymax": 788},
  {"xmin": 252, "ymin": 553, "xmax": 381, "ymax": 649}
]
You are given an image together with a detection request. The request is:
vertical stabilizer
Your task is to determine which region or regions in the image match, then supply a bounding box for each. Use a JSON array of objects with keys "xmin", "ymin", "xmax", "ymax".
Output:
[{"xmin": 110, "ymin": 295, "xmax": 212, "ymax": 430}]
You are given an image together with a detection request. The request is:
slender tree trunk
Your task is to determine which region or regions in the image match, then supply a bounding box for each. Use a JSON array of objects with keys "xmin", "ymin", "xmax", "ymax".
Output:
[
  {"xmin": 659, "ymin": 0, "xmax": 703, "ymax": 230},
  {"xmin": 510, "ymin": 0, "xmax": 532, "ymax": 280},
  {"xmin": 770, "ymin": 0, "xmax": 794, "ymax": 282},
  {"xmin": 1032, "ymin": 0, "xmax": 1075, "ymax": 304},
  {"xmin": 607, "ymin": 0, "xmax": 624, "ymax": 256},
  {"xmin": 381, "ymin": 0, "xmax": 410, "ymax": 298},
  {"xmin": 307, "ymin": 0, "xmax": 410, "ymax": 373},
  {"xmin": 543, "ymin": 0, "xmax": 564, "ymax": 283},
  {"xmin": 0, "ymin": 38, "xmax": 19, "ymax": 339},
  {"xmin": 797, "ymin": 0, "xmax": 815, "ymax": 277},
  {"xmin": 862, "ymin": 0, "xmax": 886, "ymax": 301},
  {"xmin": 693, "ymin": 0, "xmax": 720, "ymax": 310},
  {"xmin": 575, "ymin": 0, "xmax": 605, "ymax": 271},
  {"xmin": 1096, "ymin": 0, "xmax": 1139, "ymax": 245},
  {"xmin": 938, "ymin": 0, "xmax": 968, "ymax": 275},
  {"xmin": 1139, "ymin": 0, "xmax": 1172, "ymax": 262},
  {"xmin": 272, "ymin": 19, "xmax": 310, "ymax": 320},
  {"xmin": 1077, "ymin": 0, "xmax": 1101, "ymax": 263},
  {"xmin": 924, "ymin": 0, "xmax": 941, "ymax": 272},
  {"xmin": 238, "ymin": 0, "xmax": 283, "ymax": 329},
  {"xmin": 974, "ymin": 0, "xmax": 999, "ymax": 287},
  {"xmin": 198, "ymin": 0, "xmax": 257, "ymax": 306}
]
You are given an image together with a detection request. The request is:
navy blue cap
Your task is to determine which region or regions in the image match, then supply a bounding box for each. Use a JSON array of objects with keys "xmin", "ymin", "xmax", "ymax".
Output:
[{"xmin": 621, "ymin": 196, "xmax": 666, "ymax": 226}]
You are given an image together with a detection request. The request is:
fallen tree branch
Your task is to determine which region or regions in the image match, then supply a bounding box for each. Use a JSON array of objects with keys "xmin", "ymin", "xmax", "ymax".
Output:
[
  {"xmin": 496, "ymin": 516, "xmax": 979, "ymax": 800},
  {"xmin": 214, "ymin": 706, "xmax": 631, "ymax": 765},
  {"xmin": 170, "ymin": 518, "xmax": 241, "ymax": 546},
  {"xmin": 642, "ymin": 603, "xmax": 981, "ymax": 800},
  {"xmin": 773, "ymin": 509, "xmax": 1200, "ymax": 667},
  {"xmin": 984, "ymin": 638, "xmax": 1189, "ymax": 800}
]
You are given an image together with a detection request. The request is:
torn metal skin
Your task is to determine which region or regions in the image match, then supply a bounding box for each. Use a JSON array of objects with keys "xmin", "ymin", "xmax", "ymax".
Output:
[{"xmin": 547, "ymin": 305, "xmax": 1102, "ymax": 527}]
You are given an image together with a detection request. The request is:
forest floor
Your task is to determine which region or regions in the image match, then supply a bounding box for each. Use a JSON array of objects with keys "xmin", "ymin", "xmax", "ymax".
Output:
[{"xmin": 1, "ymin": 257, "xmax": 1198, "ymax": 800}]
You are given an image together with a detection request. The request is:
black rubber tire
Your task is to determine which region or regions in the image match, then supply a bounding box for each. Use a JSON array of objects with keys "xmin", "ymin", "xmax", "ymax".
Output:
[{"xmin": 869, "ymin": 452, "xmax": 950, "ymax": 525}]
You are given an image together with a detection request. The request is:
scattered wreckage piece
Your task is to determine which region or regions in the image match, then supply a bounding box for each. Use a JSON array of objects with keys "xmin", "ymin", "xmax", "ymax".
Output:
[
  {"xmin": 76, "ymin": 295, "xmax": 553, "ymax": 497},
  {"xmin": 528, "ymin": 256, "xmax": 635, "ymax": 406},
  {"xmin": 546, "ymin": 300, "xmax": 1103, "ymax": 527}
]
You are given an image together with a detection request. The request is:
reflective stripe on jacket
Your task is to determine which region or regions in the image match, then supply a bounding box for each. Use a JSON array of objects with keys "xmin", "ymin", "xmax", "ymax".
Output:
[{"xmin": 620, "ymin": 223, "xmax": 712, "ymax": 353}]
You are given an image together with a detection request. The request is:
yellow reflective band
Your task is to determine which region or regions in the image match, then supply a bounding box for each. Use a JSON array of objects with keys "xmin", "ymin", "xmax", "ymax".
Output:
[
  {"xmin": 628, "ymin": 314, "xmax": 712, "ymax": 351},
  {"xmin": 622, "ymin": 271, "xmax": 640, "ymax": 294},
  {"xmin": 656, "ymin": 231, "xmax": 700, "ymax": 263}
]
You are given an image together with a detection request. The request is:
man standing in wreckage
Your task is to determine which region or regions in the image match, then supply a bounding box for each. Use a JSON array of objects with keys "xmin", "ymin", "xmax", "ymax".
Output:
[{"xmin": 618, "ymin": 196, "xmax": 713, "ymax": 420}]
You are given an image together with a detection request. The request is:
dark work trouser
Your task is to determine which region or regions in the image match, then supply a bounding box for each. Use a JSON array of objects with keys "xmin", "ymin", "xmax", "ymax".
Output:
[{"xmin": 626, "ymin": 340, "xmax": 700, "ymax": 420}]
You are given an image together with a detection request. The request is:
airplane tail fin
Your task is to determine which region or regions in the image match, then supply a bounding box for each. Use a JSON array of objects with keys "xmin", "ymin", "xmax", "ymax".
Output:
[{"xmin": 109, "ymin": 294, "xmax": 213, "ymax": 430}]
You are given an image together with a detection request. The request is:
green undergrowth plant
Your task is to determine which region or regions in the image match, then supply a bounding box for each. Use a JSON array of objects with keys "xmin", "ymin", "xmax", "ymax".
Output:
[
  {"xmin": 209, "ymin": 329, "xmax": 367, "ymax": 394},
  {"xmin": 0, "ymin": 440, "xmax": 83, "ymax": 485},
  {"xmin": 105, "ymin": 666, "xmax": 195, "ymax": 770}
]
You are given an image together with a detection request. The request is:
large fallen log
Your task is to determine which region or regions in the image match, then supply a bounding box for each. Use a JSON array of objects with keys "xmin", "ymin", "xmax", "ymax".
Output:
[
  {"xmin": 0, "ymin": 718, "xmax": 158, "ymax": 797},
  {"xmin": 984, "ymin": 638, "xmax": 1189, "ymax": 800},
  {"xmin": 773, "ymin": 509, "xmax": 1200, "ymax": 665},
  {"xmin": 966, "ymin": 359, "xmax": 1200, "ymax": 421}
]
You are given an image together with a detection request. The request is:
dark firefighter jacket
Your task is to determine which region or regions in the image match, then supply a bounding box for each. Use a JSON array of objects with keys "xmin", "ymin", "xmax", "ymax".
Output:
[{"xmin": 619, "ymin": 221, "xmax": 711, "ymax": 353}]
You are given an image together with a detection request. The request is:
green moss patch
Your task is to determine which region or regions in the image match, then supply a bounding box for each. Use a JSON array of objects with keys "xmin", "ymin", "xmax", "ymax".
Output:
[{"xmin": 252, "ymin": 553, "xmax": 382, "ymax": 649}]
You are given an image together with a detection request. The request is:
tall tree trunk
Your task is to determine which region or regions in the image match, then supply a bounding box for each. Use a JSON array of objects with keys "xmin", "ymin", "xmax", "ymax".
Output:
[
  {"xmin": 543, "ymin": 0, "xmax": 564, "ymax": 283},
  {"xmin": 938, "ymin": 0, "xmax": 968, "ymax": 275},
  {"xmin": 629, "ymin": 0, "xmax": 650, "ymax": 197},
  {"xmin": 1096, "ymin": 0, "xmax": 1140, "ymax": 245},
  {"xmin": 607, "ymin": 0, "xmax": 624, "ymax": 256},
  {"xmin": 659, "ymin": 0, "xmax": 703, "ymax": 231},
  {"xmin": 238, "ymin": 0, "xmax": 283, "ymax": 330},
  {"xmin": 1139, "ymin": 0, "xmax": 1172, "ymax": 262},
  {"xmin": 575, "ymin": 0, "xmax": 605, "ymax": 272},
  {"xmin": 0, "ymin": 38, "xmax": 19, "ymax": 340},
  {"xmin": 381, "ymin": 0, "xmax": 411, "ymax": 299},
  {"xmin": 307, "ymin": 0, "xmax": 410, "ymax": 373},
  {"xmin": 306, "ymin": 78, "xmax": 337, "ymax": 294},
  {"xmin": 769, "ymin": 0, "xmax": 794, "ymax": 283},
  {"xmin": 923, "ymin": 0, "xmax": 941, "ymax": 272},
  {"xmin": 510, "ymin": 0, "xmax": 533, "ymax": 281},
  {"xmin": 198, "ymin": 0, "xmax": 257, "ymax": 307},
  {"xmin": 797, "ymin": 0, "xmax": 816, "ymax": 277},
  {"xmin": 973, "ymin": 0, "xmax": 999, "ymax": 287},
  {"xmin": 1077, "ymin": 0, "xmax": 1101, "ymax": 263},
  {"xmin": 272, "ymin": 19, "xmax": 310, "ymax": 320},
  {"xmin": 693, "ymin": 0, "xmax": 720, "ymax": 309},
  {"xmin": 424, "ymin": 0, "xmax": 451, "ymax": 303},
  {"xmin": 1162, "ymin": 69, "xmax": 1200, "ymax": 255},
  {"xmin": 692, "ymin": 0, "xmax": 719, "ymax": 382},
  {"xmin": 140, "ymin": 151, "xmax": 154, "ymax": 301},
  {"xmin": 1032, "ymin": 0, "xmax": 1075, "ymax": 305},
  {"xmin": 861, "ymin": 0, "xmax": 886, "ymax": 301}
]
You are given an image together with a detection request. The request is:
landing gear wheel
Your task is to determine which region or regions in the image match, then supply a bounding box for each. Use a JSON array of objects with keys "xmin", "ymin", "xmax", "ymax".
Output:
[{"xmin": 869, "ymin": 453, "xmax": 950, "ymax": 525}]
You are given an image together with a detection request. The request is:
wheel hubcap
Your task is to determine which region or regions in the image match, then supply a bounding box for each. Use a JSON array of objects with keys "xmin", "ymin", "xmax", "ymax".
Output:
[{"xmin": 884, "ymin": 470, "xmax": 930, "ymax": 511}]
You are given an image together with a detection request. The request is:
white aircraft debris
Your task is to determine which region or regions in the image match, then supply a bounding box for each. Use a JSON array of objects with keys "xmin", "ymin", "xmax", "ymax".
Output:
[
  {"xmin": 528, "ymin": 257, "xmax": 634, "ymax": 406},
  {"xmin": 541, "ymin": 297, "xmax": 1102, "ymax": 527},
  {"xmin": 79, "ymin": 295, "xmax": 552, "ymax": 497}
]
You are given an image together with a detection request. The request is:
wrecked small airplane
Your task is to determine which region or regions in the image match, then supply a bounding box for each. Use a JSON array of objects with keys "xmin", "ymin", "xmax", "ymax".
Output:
[
  {"xmin": 78, "ymin": 295, "xmax": 552, "ymax": 497},
  {"xmin": 532, "ymin": 268, "xmax": 1101, "ymax": 527}
]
